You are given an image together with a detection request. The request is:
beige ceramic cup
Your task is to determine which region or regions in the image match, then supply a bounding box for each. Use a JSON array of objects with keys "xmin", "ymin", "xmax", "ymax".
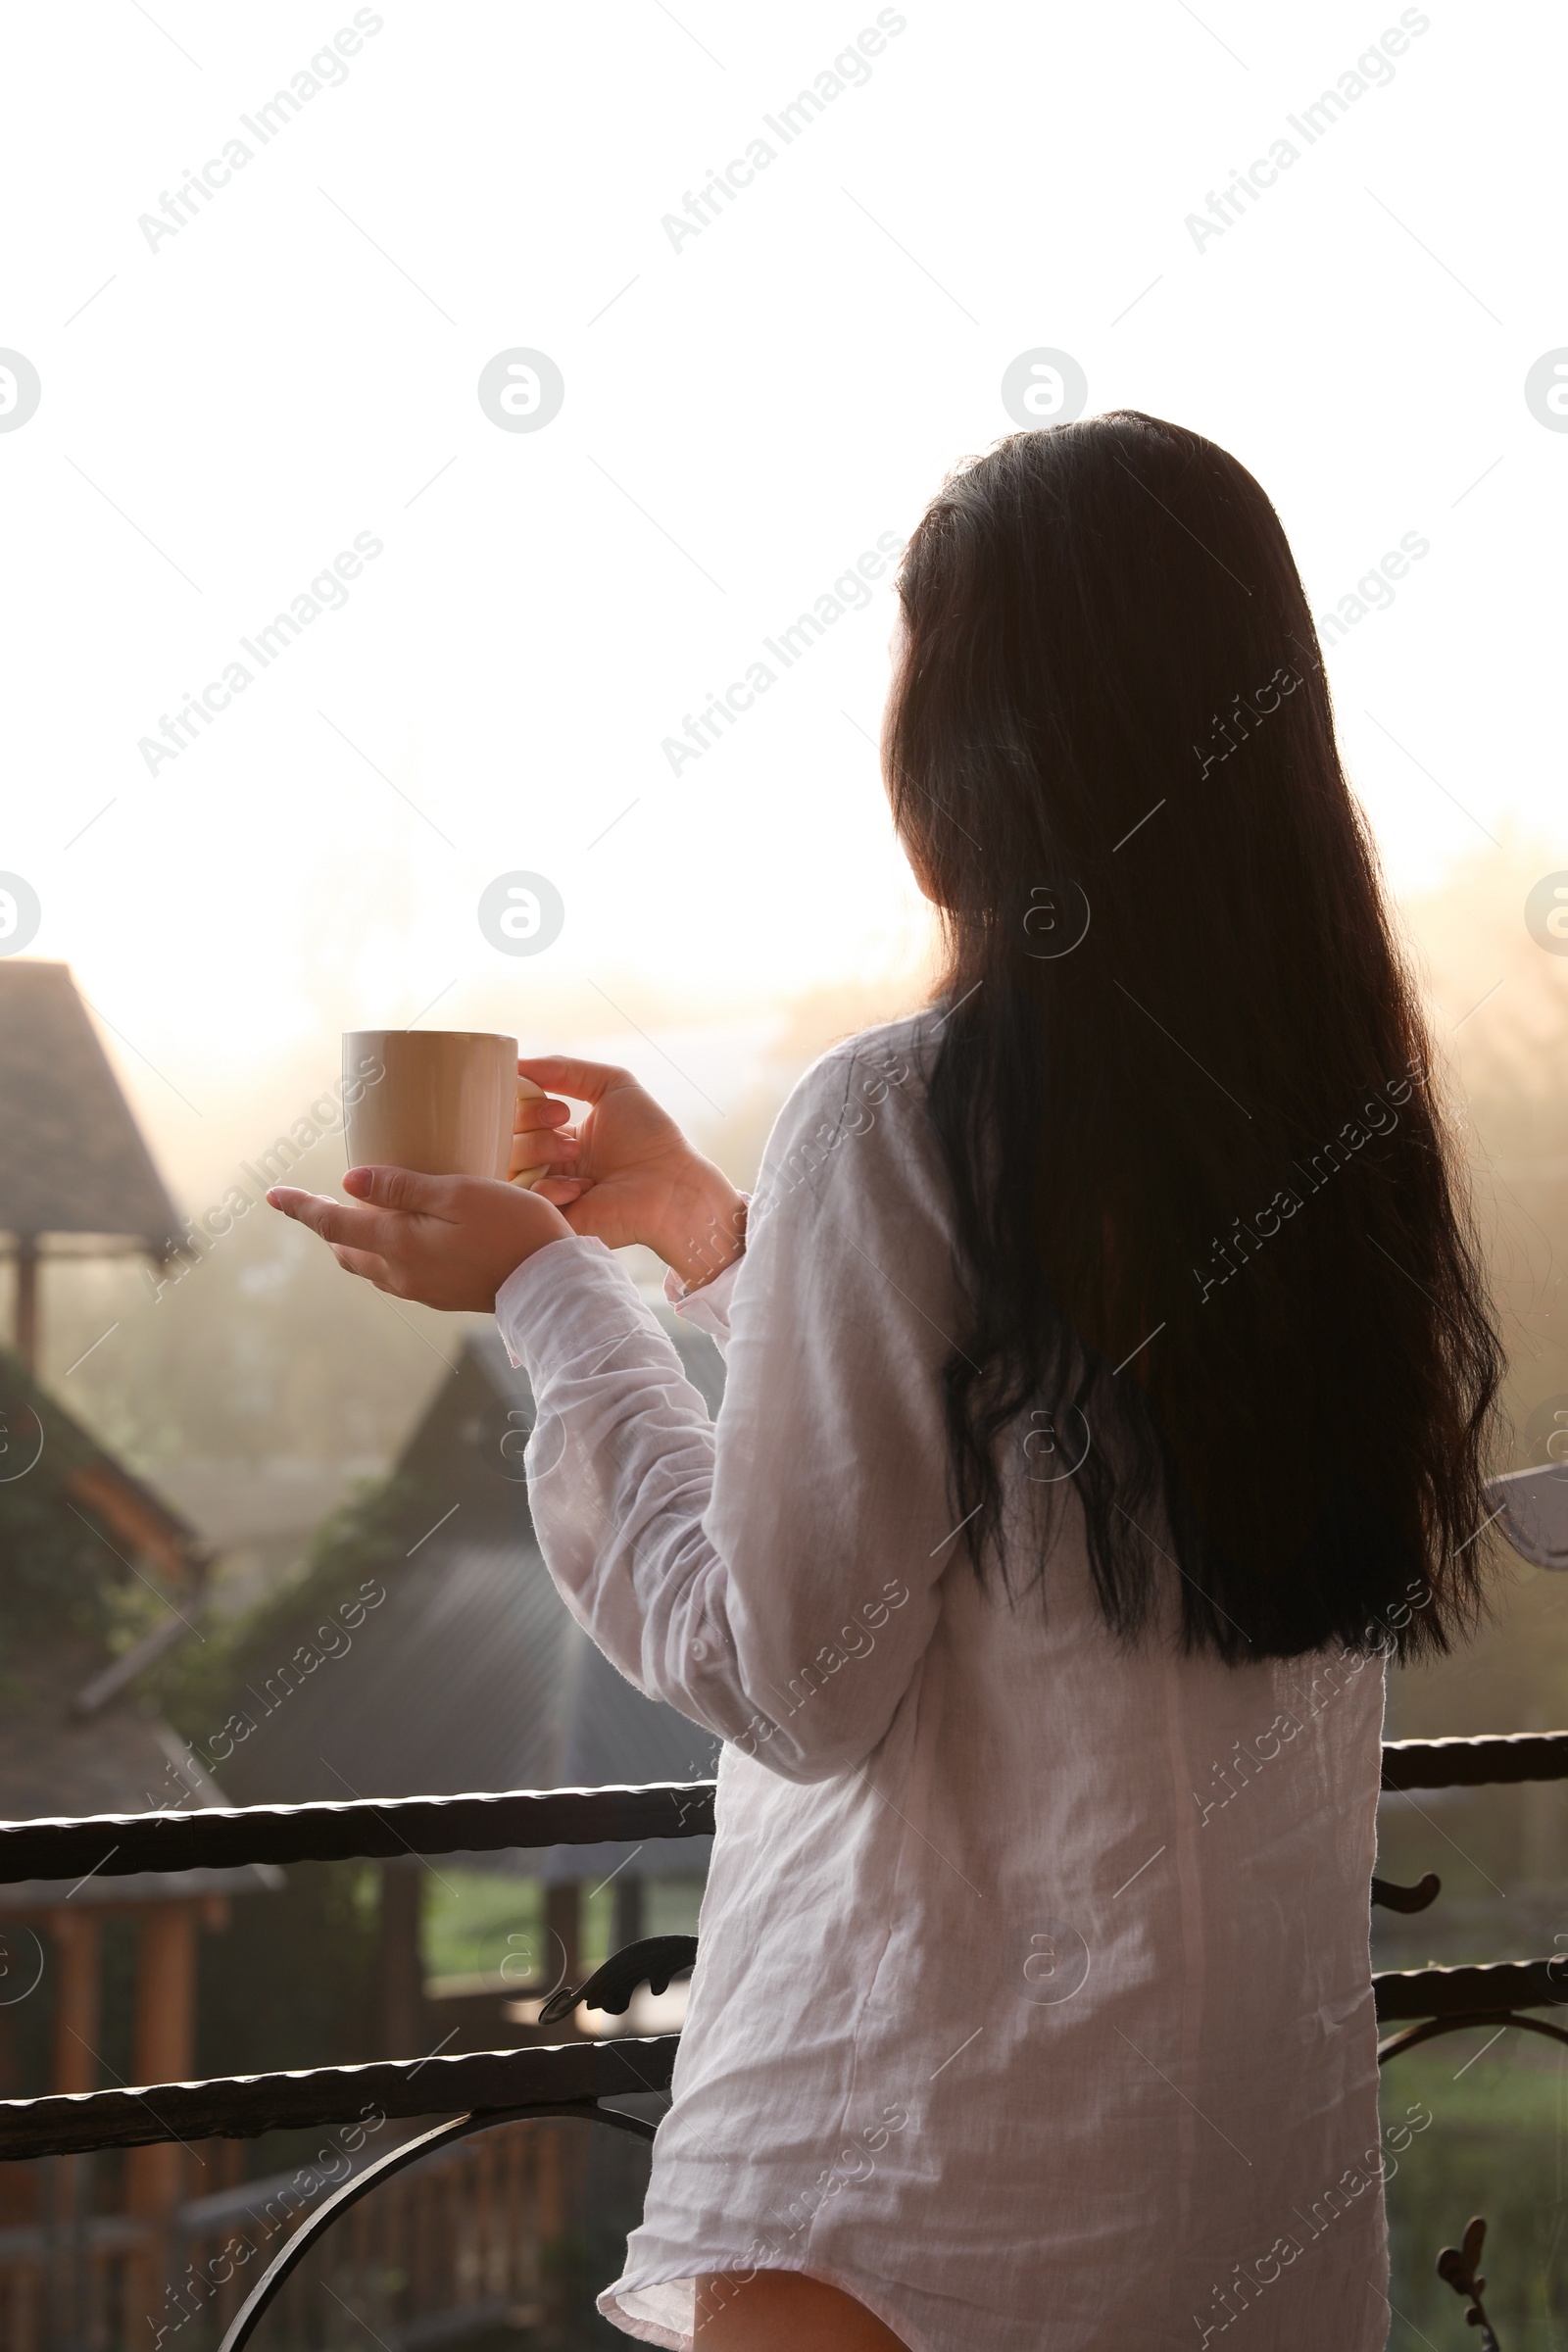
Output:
[{"xmin": 342, "ymin": 1031, "xmax": 547, "ymax": 1188}]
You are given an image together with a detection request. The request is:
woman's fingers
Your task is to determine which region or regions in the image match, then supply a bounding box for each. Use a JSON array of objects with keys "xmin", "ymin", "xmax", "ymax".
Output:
[
  {"xmin": 267, "ymin": 1178, "xmax": 441, "ymax": 1257},
  {"xmin": 518, "ymin": 1054, "xmax": 640, "ymax": 1105},
  {"xmin": 512, "ymin": 1097, "xmax": 577, "ymax": 1191},
  {"xmin": 268, "ymin": 1167, "xmax": 573, "ymax": 1313},
  {"xmin": 510, "ymin": 1129, "xmax": 577, "ymax": 1177},
  {"xmin": 275, "ymin": 1195, "xmax": 408, "ymax": 1291},
  {"xmin": 329, "ymin": 1243, "xmax": 396, "ymax": 1288},
  {"xmin": 514, "ymin": 1093, "xmax": 573, "ymax": 1138},
  {"xmin": 511, "ymin": 1125, "xmax": 579, "ymax": 1168},
  {"xmin": 342, "ymin": 1165, "xmax": 456, "ymax": 1212},
  {"xmin": 267, "ymin": 1186, "xmax": 392, "ymax": 1249},
  {"xmin": 532, "ymin": 1175, "xmax": 587, "ymax": 1206}
]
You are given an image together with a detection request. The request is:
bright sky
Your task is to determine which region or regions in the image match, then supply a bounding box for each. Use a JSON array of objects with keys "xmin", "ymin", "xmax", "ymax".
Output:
[{"xmin": 2, "ymin": 0, "xmax": 1563, "ymax": 1194}]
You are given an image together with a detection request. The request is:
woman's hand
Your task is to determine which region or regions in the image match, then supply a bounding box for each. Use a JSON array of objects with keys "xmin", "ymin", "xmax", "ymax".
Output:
[
  {"xmin": 267, "ymin": 1166, "xmax": 573, "ymax": 1311},
  {"xmin": 514, "ymin": 1055, "xmax": 746, "ymax": 1292}
]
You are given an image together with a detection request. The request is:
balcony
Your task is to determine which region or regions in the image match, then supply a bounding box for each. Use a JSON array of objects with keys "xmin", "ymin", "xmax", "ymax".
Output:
[{"xmin": 0, "ymin": 1742, "xmax": 1563, "ymax": 2350}]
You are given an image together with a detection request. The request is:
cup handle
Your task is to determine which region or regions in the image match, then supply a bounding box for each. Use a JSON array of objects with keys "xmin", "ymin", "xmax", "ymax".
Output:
[{"xmin": 511, "ymin": 1073, "xmax": 549, "ymax": 1190}]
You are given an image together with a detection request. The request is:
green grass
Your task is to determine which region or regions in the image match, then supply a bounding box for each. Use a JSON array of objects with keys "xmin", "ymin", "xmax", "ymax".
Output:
[
  {"xmin": 421, "ymin": 1869, "xmax": 546, "ymax": 1984},
  {"xmin": 420, "ymin": 1872, "xmax": 708, "ymax": 1985}
]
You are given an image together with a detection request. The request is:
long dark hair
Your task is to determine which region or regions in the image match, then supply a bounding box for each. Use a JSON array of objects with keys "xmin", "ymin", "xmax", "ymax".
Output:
[{"xmin": 886, "ymin": 414, "xmax": 1502, "ymax": 1664}]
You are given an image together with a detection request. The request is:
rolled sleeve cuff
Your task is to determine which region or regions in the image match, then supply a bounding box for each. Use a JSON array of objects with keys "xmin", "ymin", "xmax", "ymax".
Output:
[{"xmin": 662, "ymin": 1247, "xmax": 744, "ymax": 1348}]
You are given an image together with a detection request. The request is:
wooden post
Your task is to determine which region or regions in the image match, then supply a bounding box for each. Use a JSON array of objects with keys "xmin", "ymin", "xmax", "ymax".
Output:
[
  {"xmin": 45, "ymin": 1909, "xmax": 100, "ymax": 2095},
  {"xmin": 376, "ymin": 1862, "xmax": 426, "ymax": 2059},
  {"xmin": 13, "ymin": 1239, "xmax": 39, "ymax": 1378},
  {"xmin": 537, "ymin": 2126, "xmax": 563, "ymax": 2324},
  {"xmin": 125, "ymin": 1904, "xmax": 200, "ymax": 2335},
  {"xmin": 44, "ymin": 1909, "xmax": 101, "ymax": 2350}
]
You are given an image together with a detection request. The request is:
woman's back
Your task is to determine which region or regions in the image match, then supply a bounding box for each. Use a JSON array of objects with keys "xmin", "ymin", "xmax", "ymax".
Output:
[{"xmin": 506, "ymin": 1013, "xmax": 1390, "ymax": 2349}]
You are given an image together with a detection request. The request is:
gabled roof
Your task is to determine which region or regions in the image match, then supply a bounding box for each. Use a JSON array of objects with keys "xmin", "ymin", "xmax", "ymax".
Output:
[
  {"xmin": 0, "ymin": 1643, "xmax": 280, "ymax": 1909},
  {"xmin": 0, "ymin": 961, "xmax": 181, "ymax": 1250},
  {"xmin": 0, "ymin": 1345, "xmax": 207, "ymax": 1588},
  {"xmin": 0, "ymin": 1358, "xmax": 268, "ymax": 1901},
  {"xmin": 215, "ymin": 1317, "xmax": 725, "ymax": 1879}
]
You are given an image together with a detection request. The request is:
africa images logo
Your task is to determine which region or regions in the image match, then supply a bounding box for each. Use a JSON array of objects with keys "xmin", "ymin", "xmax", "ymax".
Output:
[
  {"xmin": 0, "ymin": 874, "xmax": 42, "ymax": 957},
  {"xmin": 0, "ymin": 350, "xmax": 41, "ymax": 432},
  {"xmin": 476, "ymin": 351, "xmax": 564, "ymax": 433},
  {"xmin": 1526, "ymin": 873, "xmax": 1568, "ymax": 956}
]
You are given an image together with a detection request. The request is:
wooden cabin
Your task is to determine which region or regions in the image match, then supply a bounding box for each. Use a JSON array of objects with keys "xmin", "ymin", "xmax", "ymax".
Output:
[{"xmin": 0, "ymin": 961, "xmax": 277, "ymax": 2345}]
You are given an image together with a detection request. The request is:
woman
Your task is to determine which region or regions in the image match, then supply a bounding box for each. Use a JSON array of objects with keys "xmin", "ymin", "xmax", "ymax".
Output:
[{"xmin": 270, "ymin": 414, "xmax": 1501, "ymax": 2349}]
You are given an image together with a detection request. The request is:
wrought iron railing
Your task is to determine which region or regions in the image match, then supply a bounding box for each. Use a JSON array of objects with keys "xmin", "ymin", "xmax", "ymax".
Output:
[{"xmin": 1, "ymin": 1740, "xmax": 1563, "ymax": 2347}]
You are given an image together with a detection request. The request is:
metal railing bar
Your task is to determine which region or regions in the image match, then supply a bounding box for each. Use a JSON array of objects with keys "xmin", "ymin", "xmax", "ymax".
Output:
[
  {"xmin": 1380, "ymin": 1733, "xmax": 1568, "ymax": 1789},
  {"xmin": 216, "ymin": 2101, "xmax": 659, "ymax": 2352},
  {"xmin": 0, "ymin": 1781, "xmax": 717, "ymax": 1886},
  {"xmin": 6, "ymin": 1955, "xmax": 1568, "ymax": 2162},
  {"xmin": 0, "ymin": 2035, "xmax": 679, "ymax": 2161},
  {"xmin": 1374, "ymin": 1958, "xmax": 1568, "ymax": 2021},
  {"xmin": 0, "ymin": 1737, "xmax": 1563, "ymax": 1889},
  {"xmin": 1379, "ymin": 2013, "xmax": 1568, "ymax": 2066}
]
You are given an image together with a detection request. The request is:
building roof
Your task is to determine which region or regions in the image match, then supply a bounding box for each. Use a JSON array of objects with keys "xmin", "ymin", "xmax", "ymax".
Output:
[
  {"xmin": 0, "ymin": 1349, "xmax": 276, "ymax": 1903},
  {"xmin": 0, "ymin": 1345, "xmax": 207, "ymax": 1588},
  {"xmin": 216, "ymin": 1317, "xmax": 725, "ymax": 1880},
  {"xmin": 0, "ymin": 961, "xmax": 181, "ymax": 1250},
  {"xmin": 0, "ymin": 1644, "xmax": 280, "ymax": 1909}
]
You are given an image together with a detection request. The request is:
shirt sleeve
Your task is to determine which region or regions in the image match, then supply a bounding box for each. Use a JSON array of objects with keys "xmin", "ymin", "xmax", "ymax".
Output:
[
  {"xmin": 493, "ymin": 1031, "xmax": 957, "ymax": 1784},
  {"xmin": 662, "ymin": 1236, "xmax": 745, "ymax": 1353}
]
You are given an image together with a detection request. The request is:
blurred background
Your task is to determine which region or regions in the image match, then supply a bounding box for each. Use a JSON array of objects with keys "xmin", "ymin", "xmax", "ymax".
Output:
[{"xmin": 0, "ymin": 0, "xmax": 1565, "ymax": 2343}]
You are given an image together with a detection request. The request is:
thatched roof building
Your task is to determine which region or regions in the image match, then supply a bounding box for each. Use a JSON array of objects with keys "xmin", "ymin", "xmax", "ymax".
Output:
[{"xmin": 0, "ymin": 961, "xmax": 181, "ymax": 1254}]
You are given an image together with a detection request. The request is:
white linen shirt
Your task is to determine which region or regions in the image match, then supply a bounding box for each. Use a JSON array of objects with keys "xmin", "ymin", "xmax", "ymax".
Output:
[{"xmin": 495, "ymin": 1013, "xmax": 1390, "ymax": 2351}]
